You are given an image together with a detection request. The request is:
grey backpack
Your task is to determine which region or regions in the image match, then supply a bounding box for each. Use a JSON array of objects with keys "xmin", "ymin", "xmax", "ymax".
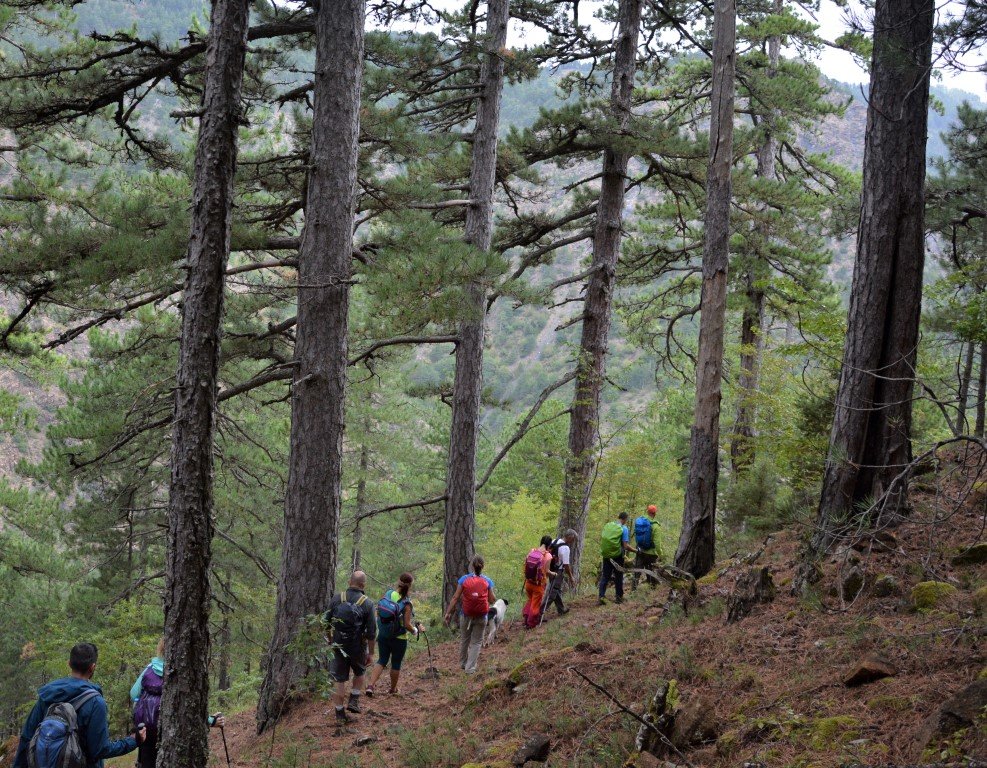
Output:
[{"xmin": 27, "ymin": 689, "xmax": 100, "ymax": 768}]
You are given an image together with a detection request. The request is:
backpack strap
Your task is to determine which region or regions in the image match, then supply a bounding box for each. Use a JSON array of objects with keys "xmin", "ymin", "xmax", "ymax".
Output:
[{"xmin": 67, "ymin": 689, "xmax": 100, "ymax": 713}]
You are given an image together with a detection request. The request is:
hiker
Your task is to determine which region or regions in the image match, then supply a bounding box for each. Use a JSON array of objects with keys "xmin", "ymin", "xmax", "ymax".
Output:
[
  {"xmin": 443, "ymin": 555, "xmax": 497, "ymax": 674},
  {"xmin": 366, "ymin": 572, "xmax": 423, "ymax": 697},
  {"xmin": 14, "ymin": 642, "xmax": 145, "ymax": 768},
  {"xmin": 546, "ymin": 529, "xmax": 578, "ymax": 616},
  {"xmin": 599, "ymin": 511, "xmax": 636, "ymax": 605},
  {"xmin": 129, "ymin": 638, "xmax": 225, "ymax": 768},
  {"xmin": 522, "ymin": 535, "xmax": 556, "ymax": 628},
  {"xmin": 631, "ymin": 505, "xmax": 663, "ymax": 590},
  {"xmin": 324, "ymin": 571, "xmax": 377, "ymax": 724}
]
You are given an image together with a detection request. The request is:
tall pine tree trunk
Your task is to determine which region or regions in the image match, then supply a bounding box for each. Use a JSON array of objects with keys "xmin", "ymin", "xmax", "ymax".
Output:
[
  {"xmin": 730, "ymin": 4, "xmax": 778, "ymax": 475},
  {"xmin": 556, "ymin": 0, "xmax": 641, "ymax": 580},
  {"xmin": 352, "ymin": 437, "xmax": 369, "ymax": 572},
  {"xmin": 159, "ymin": 1, "xmax": 249, "ymax": 767},
  {"xmin": 976, "ymin": 342, "xmax": 987, "ymax": 438},
  {"xmin": 814, "ymin": 0, "xmax": 934, "ymax": 553},
  {"xmin": 675, "ymin": 0, "xmax": 737, "ymax": 578},
  {"xmin": 256, "ymin": 0, "xmax": 365, "ymax": 733},
  {"xmin": 217, "ymin": 613, "xmax": 231, "ymax": 692},
  {"xmin": 956, "ymin": 340, "xmax": 975, "ymax": 435},
  {"xmin": 442, "ymin": 0, "xmax": 510, "ymax": 609}
]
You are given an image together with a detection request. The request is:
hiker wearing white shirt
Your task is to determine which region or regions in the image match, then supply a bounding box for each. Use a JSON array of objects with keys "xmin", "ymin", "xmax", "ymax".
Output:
[{"xmin": 546, "ymin": 529, "xmax": 578, "ymax": 616}]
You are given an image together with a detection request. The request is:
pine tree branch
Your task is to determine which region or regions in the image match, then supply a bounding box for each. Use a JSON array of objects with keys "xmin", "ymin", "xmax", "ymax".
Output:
[
  {"xmin": 347, "ymin": 334, "xmax": 458, "ymax": 366},
  {"xmin": 4, "ymin": 19, "xmax": 315, "ymax": 127},
  {"xmin": 360, "ymin": 370, "xmax": 577, "ymax": 522},
  {"xmin": 68, "ymin": 366, "xmax": 294, "ymax": 471}
]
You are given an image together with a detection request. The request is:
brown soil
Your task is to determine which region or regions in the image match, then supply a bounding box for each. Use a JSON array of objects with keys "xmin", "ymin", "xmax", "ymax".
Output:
[{"xmin": 214, "ymin": 448, "xmax": 986, "ymax": 768}]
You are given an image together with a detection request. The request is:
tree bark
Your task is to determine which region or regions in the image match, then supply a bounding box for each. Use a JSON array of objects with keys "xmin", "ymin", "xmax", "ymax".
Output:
[
  {"xmin": 976, "ymin": 342, "xmax": 987, "ymax": 438},
  {"xmin": 674, "ymin": 0, "xmax": 737, "ymax": 578},
  {"xmin": 814, "ymin": 0, "xmax": 934, "ymax": 553},
  {"xmin": 956, "ymin": 340, "xmax": 975, "ymax": 435},
  {"xmin": 442, "ymin": 0, "xmax": 510, "ymax": 609},
  {"xmin": 352, "ymin": 438, "xmax": 369, "ymax": 572},
  {"xmin": 159, "ymin": 1, "xmax": 249, "ymax": 767},
  {"xmin": 730, "ymin": 3, "xmax": 778, "ymax": 476},
  {"xmin": 217, "ymin": 614, "xmax": 231, "ymax": 692},
  {"xmin": 256, "ymin": 0, "xmax": 365, "ymax": 733},
  {"xmin": 556, "ymin": 0, "xmax": 642, "ymax": 581}
]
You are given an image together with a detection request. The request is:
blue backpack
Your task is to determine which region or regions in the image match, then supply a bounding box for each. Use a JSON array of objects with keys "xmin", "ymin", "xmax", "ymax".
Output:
[
  {"xmin": 377, "ymin": 591, "xmax": 408, "ymax": 637},
  {"xmin": 634, "ymin": 516, "xmax": 654, "ymax": 550},
  {"xmin": 28, "ymin": 689, "xmax": 100, "ymax": 768}
]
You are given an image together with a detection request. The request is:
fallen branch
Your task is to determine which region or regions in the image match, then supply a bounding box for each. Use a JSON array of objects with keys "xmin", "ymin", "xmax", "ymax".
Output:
[
  {"xmin": 568, "ymin": 667, "xmax": 695, "ymax": 768},
  {"xmin": 610, "ymin": 560, "xmax": 697, "ymax": 594}
]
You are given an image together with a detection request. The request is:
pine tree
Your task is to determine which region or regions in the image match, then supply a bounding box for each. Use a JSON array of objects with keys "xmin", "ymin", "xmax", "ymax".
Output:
[
  {"xmin": 556, "ymin": 0, "xmax": 642, "ymax": 580},
  {"xmin": 815, "ymin": 0, "xmax": 936, "ymax": 552},
  {"xmin": 675, "ymin": 0, "xmax": 737, "ymax": 578},
  {"xmin": 159, "ymin": 2, "xmax": 250, "ymax": 767},
  {"xmin": 442, "ymin": 0, "xmax": 511, "ymax": 609},
  {"xmin": 256, "ymin": 0, "xmax": 366, "ymax": 732}
]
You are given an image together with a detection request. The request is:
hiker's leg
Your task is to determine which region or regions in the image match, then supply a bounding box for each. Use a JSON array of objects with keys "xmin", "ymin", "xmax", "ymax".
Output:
[
  {"xmin": 389, "ymin": 638, "xmax": 407, "ymax": 687},
  {"xmin": 370, "ymin": 636, "xmax": 391, "ymax": 690},
  {"xmin": 333, "ymin": 678, "xmax": 348, "ymax": 709},
  {"xmin": 645, "ymin": 553, "xmax": 658, "ymax": 587},
  {"xmin": 598, "ymin": 559, "xmax": 610, "ymax": 599},
  {"xmin": 368, "ymin": 662, "xmax": 385, "ymax": 689},
  {"xmin": 465, "ymin": 619, "xmax": 485, "ymax": 673},
  {"xmin": 137, "ymin": 731, "xmax": 157, "ymax": 768},
  {"xmin": 459, "ymin": 619, "xmax": 470, "ymax": 669},
  {"xmin": 531, "ymin": 583, "xmax": 545, "ymax": 626},
  {"xmin": 549, "ymin": 575, "xmax": 566, "ymax": 613},
  {"xmin": 615, "ymin": 558, "xmax": 625, "ymax": 601},
  {"xmin": 330, "ymin": 651, "xmax": 349, "ymax": 709},
  {"xmin": 632, "ymin": 551, "xmax": 645, "ymax": 590}
]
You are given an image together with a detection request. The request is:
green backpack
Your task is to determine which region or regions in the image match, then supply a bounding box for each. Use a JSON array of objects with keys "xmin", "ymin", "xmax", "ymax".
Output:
[{"xmin": 601, "ymin": 521, "xmax": 624, "ymax": 559}]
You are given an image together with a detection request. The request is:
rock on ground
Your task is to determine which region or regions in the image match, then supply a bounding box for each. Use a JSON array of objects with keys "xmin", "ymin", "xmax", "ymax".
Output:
[
  {"xmin": 511, "ymin": 734, "xmax": 550, "ymax": 765},
  {"xmin": 916, "ymin": 679, "xmax": 987, "ymax": 749},
  {"xmin": 843, "ymin": 655, "xmax": 897, "ymax": 687}
]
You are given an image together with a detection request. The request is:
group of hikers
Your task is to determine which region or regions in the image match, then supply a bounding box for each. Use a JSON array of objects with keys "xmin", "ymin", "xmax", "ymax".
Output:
[
  {"xmin": 14, "ymin": 505, "xmax": 663, "ymax": 763},
  {"xmin": 12, "ymin": 641, "xmax": 225, "ymax": 768}
]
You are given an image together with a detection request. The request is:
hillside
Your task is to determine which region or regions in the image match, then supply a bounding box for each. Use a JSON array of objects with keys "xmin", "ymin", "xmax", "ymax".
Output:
[{"xmin": 202, "ymin": 449, "xmax": 986, "ymax": 768}]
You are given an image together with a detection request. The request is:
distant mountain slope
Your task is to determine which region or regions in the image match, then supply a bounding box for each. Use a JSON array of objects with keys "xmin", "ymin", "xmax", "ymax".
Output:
[{"xmin": 74, "ymin": 0, "xmax": 208, "ymax": 41}]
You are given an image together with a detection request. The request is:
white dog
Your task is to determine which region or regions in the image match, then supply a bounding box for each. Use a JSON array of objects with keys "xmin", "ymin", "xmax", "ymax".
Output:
[{"xmin": 482, "ymin": 598, "xmax": 509, "ymax": 646}]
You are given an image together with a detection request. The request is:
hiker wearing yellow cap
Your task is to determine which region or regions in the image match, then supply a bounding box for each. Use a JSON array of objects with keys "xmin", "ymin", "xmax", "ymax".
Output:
[{"xmin": 631, "ymin": 505, "xmax": 663, "ymax": 590}]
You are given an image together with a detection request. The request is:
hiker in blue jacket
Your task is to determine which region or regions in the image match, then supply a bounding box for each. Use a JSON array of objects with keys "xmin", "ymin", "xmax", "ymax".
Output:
[{"xmin": 14, "ymin": 643, "xmax": 145, "ymax": 768}]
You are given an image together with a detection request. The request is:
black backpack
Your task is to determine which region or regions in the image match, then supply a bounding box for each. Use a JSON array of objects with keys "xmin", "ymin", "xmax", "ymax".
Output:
[
  {"xmin": 328, "ymin": 593, "xmax": 369, "ymax": 647},
  {"xmin": 27, "ymin": 689, "xmax": 100, "ymax": 768},
  {"xmin": 549, "ymin": 539, "xmax": 565, "ymax": 570}
]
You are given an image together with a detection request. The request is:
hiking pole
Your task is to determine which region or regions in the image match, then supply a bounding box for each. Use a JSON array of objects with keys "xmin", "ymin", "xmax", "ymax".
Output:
[
  {"xmin": 214, "ymin": 713, "xmax": 231, "ymax": 768},
  {"xmin": 419, "ymin": 627, "xmax": 439, "ymax": 680},
  {"xmin": 537, "ymin": 575, "xmax": 556, "ymax": 628}
]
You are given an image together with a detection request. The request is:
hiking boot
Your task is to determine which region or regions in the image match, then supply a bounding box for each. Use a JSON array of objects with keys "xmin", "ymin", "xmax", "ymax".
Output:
[
  {"xmin": 615, "ymin": 596, "xmax": 624, "ymax": 605},
  {"xmin": 558, "ymin": 606, "xmax": 570, "ymax": 615},
  {"xmin": 364, "ymin": 685, "xmax": 374, "ymax": 698},
  {"xmin": 346, "ymin": 695, "xmax": 362, "ymax": 714},
  {"xmin": 597, "ymin": 597, "xmax": 606, "ymax": 606},
  {"xmin": 334, "ymin": 708, "xmax": 349, "ymax": 725}
]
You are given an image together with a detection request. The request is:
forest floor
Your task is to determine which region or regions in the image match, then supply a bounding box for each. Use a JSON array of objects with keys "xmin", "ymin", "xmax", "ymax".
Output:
[{"xmin": 214, "ymin": 448, "xmax": 986, "ymax": 768}]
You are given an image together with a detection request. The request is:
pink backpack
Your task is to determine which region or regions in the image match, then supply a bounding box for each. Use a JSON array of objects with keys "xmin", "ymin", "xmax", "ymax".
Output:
[{"xmin": 524, "ymin": 548, "xmax": 545, "ymax": 585}]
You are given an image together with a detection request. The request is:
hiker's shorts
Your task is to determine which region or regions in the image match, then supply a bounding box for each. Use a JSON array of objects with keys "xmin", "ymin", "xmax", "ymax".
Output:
[
  {"xmin": 376, "ymin": 636, "xmax": 409, "ymax": 671},
  {"xmin": 330, "ymin": 645, "xmax": 367, "ymax": 682}
]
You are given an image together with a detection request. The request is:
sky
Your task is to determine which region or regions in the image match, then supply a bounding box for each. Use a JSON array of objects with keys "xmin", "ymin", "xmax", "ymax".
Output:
[
  {"xmin": 413, "ymin": 0, "xmax": 987, "ymax": 98},
  {"xmin": 812, "ymin": 0, "xmax": 987, "ymax": 95}
]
